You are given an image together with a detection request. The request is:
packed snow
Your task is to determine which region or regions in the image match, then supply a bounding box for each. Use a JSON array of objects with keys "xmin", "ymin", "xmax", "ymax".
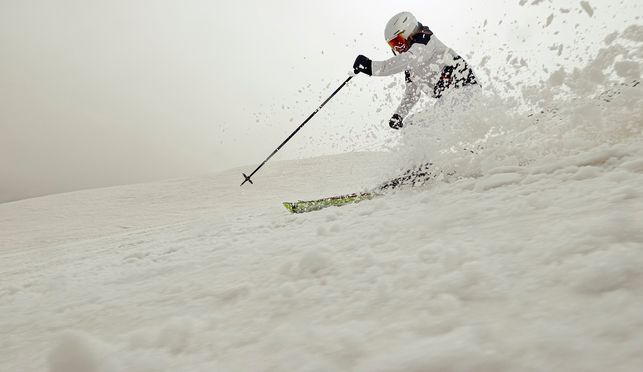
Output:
[{"xmin": 2, "ymin": 21, "xmax": 643, "ymax": 372}]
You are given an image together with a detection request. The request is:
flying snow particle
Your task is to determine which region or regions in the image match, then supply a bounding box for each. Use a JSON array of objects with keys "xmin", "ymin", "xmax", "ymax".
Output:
[
  {"xmin": 548, "ymin": 67, "xmax": 566, "ymax": 86},
  {"xmin": 604, "ymin": 31, "xmax": 618, "ymax": 45},
  {"xmin": 614, "ymin": 61, "xmax": 640, "ymax": 80},
  {"xmin": 580, "ymin": 1, "xmax": 594, "ymax": 17},
  {"xmin": 622, "ymin": 25, "xmax": 643, "ymax": 42},
  {"xmin": 544, "ymin": 14, "xmax": 554, "ymax": 28}
]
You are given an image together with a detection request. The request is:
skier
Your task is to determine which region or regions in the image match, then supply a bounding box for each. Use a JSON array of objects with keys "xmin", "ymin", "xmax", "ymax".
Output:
[
  {"xmin": 352, "ymin": 11, "xmax": 479, "ymax": 131},
  {"xmin": 352, "ymin": 11, "xmax": 480, "ymax": 190}
]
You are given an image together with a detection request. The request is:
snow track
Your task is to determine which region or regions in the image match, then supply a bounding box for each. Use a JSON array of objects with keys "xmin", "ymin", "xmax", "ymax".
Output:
[{"xmin": 2, "ymin": 140, "xmax": 643, "ymax": 371}]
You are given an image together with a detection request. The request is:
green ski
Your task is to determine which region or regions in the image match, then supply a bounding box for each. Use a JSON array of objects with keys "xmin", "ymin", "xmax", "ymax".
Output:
[{"xmin": 283, "ymin": 192, "xmax": 378, "ymax": 214}]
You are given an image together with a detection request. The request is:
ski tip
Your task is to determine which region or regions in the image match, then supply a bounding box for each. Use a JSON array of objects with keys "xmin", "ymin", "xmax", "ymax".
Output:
[{"xmin": 283, "ymin": 202, "xmax": 296, "ymax": 213}]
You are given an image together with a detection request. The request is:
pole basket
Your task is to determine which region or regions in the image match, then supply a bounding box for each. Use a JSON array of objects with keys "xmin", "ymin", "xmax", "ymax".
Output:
[{"xmin": 240, "ymin": 173, "xmax": 254, "ymax": 186}]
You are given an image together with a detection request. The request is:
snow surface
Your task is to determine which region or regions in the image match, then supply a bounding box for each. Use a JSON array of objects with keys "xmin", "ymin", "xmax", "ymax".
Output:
[{"xmin": 2, "ymin": 27, "xmax": 643, "ymax": 372}]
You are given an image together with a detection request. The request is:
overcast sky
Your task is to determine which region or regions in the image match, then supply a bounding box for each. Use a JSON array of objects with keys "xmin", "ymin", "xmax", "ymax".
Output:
[{"xmin": 1, "ymin": 0, "xmax": 641, "ymax": 202}]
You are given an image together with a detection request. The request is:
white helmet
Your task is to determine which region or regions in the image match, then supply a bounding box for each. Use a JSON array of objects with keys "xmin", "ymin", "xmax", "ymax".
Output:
[{"xmin": 384, "ymin": 12, "xmax": 419, "ymax": 52}]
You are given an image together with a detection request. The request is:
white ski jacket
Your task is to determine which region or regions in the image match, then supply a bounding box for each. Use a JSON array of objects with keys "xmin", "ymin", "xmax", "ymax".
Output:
[{"xmin": 371, "ymin": 26, "xmax": 478, "ymax": 118}]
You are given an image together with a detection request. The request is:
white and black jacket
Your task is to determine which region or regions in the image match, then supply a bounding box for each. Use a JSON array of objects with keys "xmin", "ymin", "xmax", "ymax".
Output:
[{"xmin": 371, "ymin": 25, "xmax": 479, "ymax": 118}]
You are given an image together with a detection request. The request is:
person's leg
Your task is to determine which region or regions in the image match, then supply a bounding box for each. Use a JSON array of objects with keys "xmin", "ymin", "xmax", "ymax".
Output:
[{"xmin": 378, "ymin": 162, "xmax": 434, "ymax": 191}]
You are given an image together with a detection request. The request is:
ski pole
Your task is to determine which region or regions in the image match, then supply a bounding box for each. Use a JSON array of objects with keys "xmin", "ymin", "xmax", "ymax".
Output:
[{"xmin": 240, "ymin": 75, "xmax": 353, "ymax": 186}]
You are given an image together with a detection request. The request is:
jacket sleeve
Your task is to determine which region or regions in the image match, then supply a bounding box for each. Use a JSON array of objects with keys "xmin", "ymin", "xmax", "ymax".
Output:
[
  {"xmin": 371, "ymin": 44, "xmax": 425, "ymax": 77},
  {"xmin": 395, "ymin": 77, "xmax": 422, "ymax": 118},
  {"xmin": 371, "ymin": 52, "xmax": 416, "ymax": 77}
]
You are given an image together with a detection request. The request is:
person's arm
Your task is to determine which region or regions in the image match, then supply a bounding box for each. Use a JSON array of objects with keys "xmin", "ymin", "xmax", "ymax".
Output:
[
  {"xmin": 389, "ymin": 76, "xmax": 421, "ymax": 129},
  {"xmin": 372, "ymin": 53, "xmax": 415, "ymax": 77},
  {"xmin": 396, "ymin": 75, "xmax": 421, "ymax": 118},
  {"xmin": 353, "ymin": 43, "xmax": 427, "ymax": 77},
  {"xmin": 371, "ymin": 44, "xmax": 426, "ymax": 77}
]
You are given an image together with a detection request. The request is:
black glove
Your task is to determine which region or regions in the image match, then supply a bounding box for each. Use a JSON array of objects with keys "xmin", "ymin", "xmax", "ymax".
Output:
[
  {"xmin": 389, "ymin": 114, "xmax": 403, "ymax": 130},
  {"xmin": 353, "ymin": 55, "xmax": 372, "ymax": 76}
]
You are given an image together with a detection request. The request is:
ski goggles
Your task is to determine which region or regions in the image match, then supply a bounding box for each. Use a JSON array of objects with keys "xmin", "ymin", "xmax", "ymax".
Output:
[{"xmin": 387, "ymin": 34, "xmax": 409, "ymax": 53}]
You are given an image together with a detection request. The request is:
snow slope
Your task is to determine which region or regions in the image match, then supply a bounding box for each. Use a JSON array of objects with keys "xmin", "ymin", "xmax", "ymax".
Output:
[
  {"xmin": 2, "ymin": 27, "xmax": 643, "ymax": 372},
  {"xmin": 3, "ymin": 135, "xmax": 643, "ymax": 372}
]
